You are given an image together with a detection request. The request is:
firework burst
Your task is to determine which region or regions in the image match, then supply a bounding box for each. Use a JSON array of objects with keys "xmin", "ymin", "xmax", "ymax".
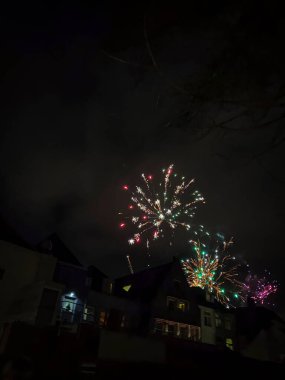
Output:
[
  {"xmin": 181, "ymin": 236, "xmax": 243, "ymax": 308},
  {"xmin": 242, "ymin": 271, "xmax": 278, "ymax": 306},
  {"xmin": 119, "ymin": 164, "xmax": 205, "ymax": 246}
]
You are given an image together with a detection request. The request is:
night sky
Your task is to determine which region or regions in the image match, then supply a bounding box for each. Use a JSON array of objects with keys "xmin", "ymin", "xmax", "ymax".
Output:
[{"xmin": 0, "ymin": 2, "xmax": 284, "ymax": 311}]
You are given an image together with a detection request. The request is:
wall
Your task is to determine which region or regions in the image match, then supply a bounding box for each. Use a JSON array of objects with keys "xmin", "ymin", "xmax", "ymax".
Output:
[
  {"xmin": 242, "ymin": 320, "xmax": 285, "ymax": 362},
  {"xmin": 199, "ymin": 306, "xmax": 216, "ymax": 345},
  {"xmin": 87, "ymin": 290, "xmax": 140, "ymax": 328},
  {"xmin": 53, "ymin": 262, "xmax": 88, "ymax": 299},
  {"xmin": 150, "ymin": 261, "xmax": 201, "ymax": 326},
  {"xmin": 0, "ymin": 240, "xmax": 60, "ymax": 324},
  {"xmin": 98, "ymin": 330, "xmax": 165, "ymax": 363}
]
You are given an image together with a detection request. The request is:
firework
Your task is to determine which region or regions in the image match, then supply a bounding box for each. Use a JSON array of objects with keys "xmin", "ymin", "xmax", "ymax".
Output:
[
  {"xmin": 120, "ymin": 164, "xmax": 205, "ymax": 246},
  {"xmin": 126, "ymin": 255, "xmax": 134, "ymax": 274},
  {"xmin": 181, "ymin": 236, "xmax": 242, "ymax": 308},
  {"xmin": 242, "ymin": 271, "xmax": 278, "ymax": 306}
]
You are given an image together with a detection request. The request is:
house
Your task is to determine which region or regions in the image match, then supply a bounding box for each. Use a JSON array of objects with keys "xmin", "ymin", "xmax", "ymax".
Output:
[
  {"xmin": 112, "ymin": 257, "xmax": 236, "ymax": 350},
  {"xmin": 37, "ymin": 234, "xmax": 91, "ymax": 326},
  {"xmin": 0, "ymin": 231, "xmax": 93, "ymax": 331},
  {"xmin": 0, "ymin": 239, "xmax": 63, "ymax": 327},
  {"xmin": 236, "ymin": 304, "xmax": 285, "ymax": 363}
]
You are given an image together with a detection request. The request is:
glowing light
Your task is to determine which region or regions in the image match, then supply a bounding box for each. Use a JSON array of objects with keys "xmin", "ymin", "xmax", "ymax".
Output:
[
  {"xmin": 120, "ymin": 223, "xmax": 126, "ymax": 228},
  {"xmin": 120, "ymin": 164, "xmax": 205, "ymax": 246},
  {"xmin": 123, "ymin": 185, "xmax": 129, "ymax": 190},
  {"xmin": 129, "ymin": 205, "xmax": 134, "ymax": 209}
]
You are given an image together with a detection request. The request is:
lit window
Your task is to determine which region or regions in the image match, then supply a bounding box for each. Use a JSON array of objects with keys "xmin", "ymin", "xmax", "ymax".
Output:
[
  {"xmin": 204, "ymin": 311, "xmax": 212, "ymax": 327},
  {"xmin": 62, "ymin": 293, "xmax": 77, "ymax": 314},
  {"xmin": 83, "ymin": 306, "xmax": 95, "ymax": 322},
  {"xmin": 167, "ymin": 297, "xmax": 188, "ymax": 312},
  {"xmin": 123, "ymin": 284, "xmax": 131, "ymax": 292},
  {"xmin": 226, "ymin": 338, "xmax": 233, "ymax": 350},
  {"xmin": 225, "ymin": 318, "xmax": 231, "ymax": 330},
  {"xmin": 177, "ymin": 302, "xmax": 186, "ymax": 311},
  {"xmin": 189, "ymin": 325, "xmax": 201, "ymax": 341},
  {"xmin": 99, "ymin": 311, "xmax": 107, "ymax": 326},
  {"xmin": 215, "ymin": 313, "xmax": 222, "ymax": 327},
  {"xmin": 153, "ymin": 318, "xmax": 200, "ymax": 341}
]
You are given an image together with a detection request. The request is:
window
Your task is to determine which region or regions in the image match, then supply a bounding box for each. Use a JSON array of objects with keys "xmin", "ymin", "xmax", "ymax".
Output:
[
  {"xmin": 224, "ymin": 318, "xmax": 231, "ymax": 330},
  {"xmin": 121, "ymin": 314, "xmax": 126, "ymax": 328},
  {"xmin": 167, "ymin": 297, "xmax": 188, "ymax": 312},
  {"xmin": 204, "ymin": 311, "xmax": 212, "ymax": 327},
  {"xmin": 177, "ymin": 301, "xmax": 186, "ymax": 312},
  {"xmin": 189, "ymin": 325, "xmax": 201, "ymax": 341},
  {"xmin": 226, "ymin": 338, "xmax": 233, "ymax": 350},
  {"xmin": 167, "ymin": 297, "xmax": 176, "ymax": 311},
  {"xmin": 83, "ymin": 306, "xmax": 95, "ymax": 322},
  {"xmin": 154, "ymin": 319, "xmax": 164, "ymax": 334},
  {"xmin": 123, "ymin": 284, "xmax": 131, "ymax": 292},
  {"xmin": 179, "ymin": 326, "xmax": 188, "ymax": 339},
  {"xmin": 206, "ymin": 292, "xmax": 215, "ymax": 303},
  {"xmin": 167, "ymin": 323, "xmax": 175, "ymax": 336},
  {"xmin": 153, "ymin": 318, "xmax": 200, "ymax": 341},
  {"xmin": 215, "ymin": 313, "xmax": 222, "ymax": 328},
  {"xmin": 99, "ymin": 311, "xmax": 107, "ymax": 327},
  {"xmin": 62, "ymin": 294, "xmax": 77, "ymax": 314},
  {"xmin": 0, "ymin": 268, "xmax": 5, "ymax": 280}
]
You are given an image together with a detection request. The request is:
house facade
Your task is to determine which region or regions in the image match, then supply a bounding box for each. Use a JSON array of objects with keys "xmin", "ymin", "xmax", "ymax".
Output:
[{"xmin": 113, "ymin": 257, "xmax": 236, "ymax": 350}]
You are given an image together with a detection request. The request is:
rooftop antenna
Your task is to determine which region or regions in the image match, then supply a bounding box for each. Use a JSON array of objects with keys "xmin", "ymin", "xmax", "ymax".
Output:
[{"xmin": 126, "ymin": 255, "xmax": 134, "ymax": 274}]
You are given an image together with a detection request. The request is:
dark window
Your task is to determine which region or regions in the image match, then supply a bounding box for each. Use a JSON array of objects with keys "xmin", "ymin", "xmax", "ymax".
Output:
[
  {"xmin": 0, "ymin": 268, "xmax": 5, "ymax": 280},
  {"xmin": 215, "ymin": 313, "xmax": 222, "ymax": 327},
  {"xmin": 167, "ymin": 297, "xmax": 176, "ymax": 311},
  {"xmin": 180, "ymin": 326, "xmax": 188, "ymax": 339},
  {"xmin": 154, "ymin": 320, "xmax": 163, "ymax": 334},
  {"xmin": 167, "ymin": 323, "xmax": 175, "ymax": 336},
  {"xmin": 225, "ymin": 318, "xmax": 231, "ymax": 330},
  {"xmin": 204, "ymin": 311, "xmax": 212, "ymax": 327}
]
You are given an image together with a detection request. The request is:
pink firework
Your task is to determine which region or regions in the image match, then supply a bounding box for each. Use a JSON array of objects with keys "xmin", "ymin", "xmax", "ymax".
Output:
[{"xmin": 243, "ymin": 271, "xmax": 278, "ymax": 306}]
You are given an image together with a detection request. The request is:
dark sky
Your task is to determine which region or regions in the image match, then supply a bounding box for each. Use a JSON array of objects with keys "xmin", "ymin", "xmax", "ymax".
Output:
[{"xmin": 0, "ymin": 1, "xmax": 284, "ymax": 309}]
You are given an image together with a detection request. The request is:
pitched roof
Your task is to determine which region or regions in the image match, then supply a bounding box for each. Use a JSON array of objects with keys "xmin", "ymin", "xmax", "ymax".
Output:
[
  {"xmin": 236, "ymin": 306, "xmax": 285, "ymax": 341},
  {"xmin": 114, "ymin": 261, "xmax": 173, "ymax": 301},
  {"xmin": 37, "ymin": 234, "xmax": 82, "ymax": 267}
]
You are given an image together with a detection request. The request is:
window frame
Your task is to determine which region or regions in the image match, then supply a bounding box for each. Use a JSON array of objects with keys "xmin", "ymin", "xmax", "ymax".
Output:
[{"xmin": 204, "ymin": 311, "xmax": 212, "ymax": 327}]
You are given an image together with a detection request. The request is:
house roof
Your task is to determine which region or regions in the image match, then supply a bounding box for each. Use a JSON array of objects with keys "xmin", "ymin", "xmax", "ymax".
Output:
[
  {"xmin": 114, "ymin": 257, "xmax": 232, "ymax": 312},
  {"xmin": 37, "ymin": 234, "xmax": 82, "ymax": 267},
  {"xmin": 114, "ymin": 261, "xmax": 173, "ymax": 301},
  {"xmin": 236, "ymin": 306, "xmax": 285, "ymax": 341}
]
